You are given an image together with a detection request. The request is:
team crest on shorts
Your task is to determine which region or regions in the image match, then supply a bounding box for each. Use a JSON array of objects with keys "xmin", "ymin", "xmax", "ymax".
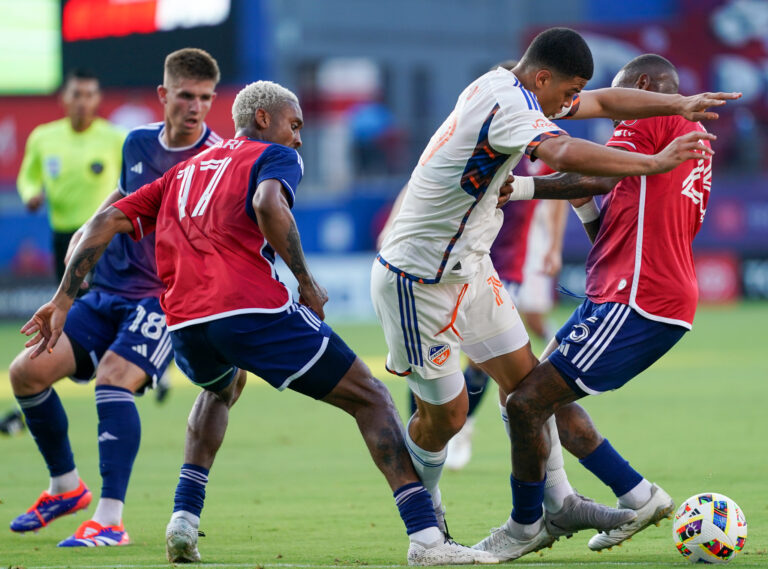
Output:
[
  {"xmin": 568, "ymin": 323, "xmax": 590, "ymax": 342},
  {"xmin": 428, "ymin": 345, "xmax": 451, "ymax": 366}
]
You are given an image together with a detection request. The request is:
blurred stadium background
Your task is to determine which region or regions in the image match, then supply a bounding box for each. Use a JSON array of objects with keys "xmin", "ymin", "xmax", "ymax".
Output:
[{"xmin": 0, "ymin": 0, "xmax": 767, "ymax": 320}]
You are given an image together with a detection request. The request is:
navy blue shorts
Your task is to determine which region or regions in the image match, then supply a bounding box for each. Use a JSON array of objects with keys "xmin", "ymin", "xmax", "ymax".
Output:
[
  {"xmin": 547, "ymin": 300, "xmax": 686, "ymax": 396},
  {"xmin": 170, "ymin": 303, "xmax": 357, "ymax": 399},
  {"xmin": 63, "ymin": 290, "xmax": 172, "ymax": 388}
]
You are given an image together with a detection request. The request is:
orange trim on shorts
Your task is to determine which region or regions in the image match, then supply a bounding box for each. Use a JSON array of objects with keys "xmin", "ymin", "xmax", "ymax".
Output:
[{"xmin": 435, "ymin": 283, "xmax": 469, "ymax": 341}]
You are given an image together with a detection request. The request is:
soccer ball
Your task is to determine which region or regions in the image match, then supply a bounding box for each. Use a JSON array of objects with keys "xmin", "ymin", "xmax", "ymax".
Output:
[{"xmin": 672, "ymin": 493, "xmax": 747, "ymax": 563}]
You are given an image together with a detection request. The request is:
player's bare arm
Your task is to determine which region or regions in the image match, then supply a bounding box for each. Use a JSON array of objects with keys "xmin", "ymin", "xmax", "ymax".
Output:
[
  {"xmin": 252, "ymin": 178, "xmax": 328, "ymax": 319},
  {"xmin": 65, "ymin": 188, "xmax": 124, "ymax": 265},
  {"xmin": 533, "ymin": 130, "xmax": 714, "ymax": 178},
  {"xmin": 22, "ymin": 206, "xmax": 133, "ymax": 357},
  {"xmin": 572, "ymin": 88, "xmax": 741, "ymax": 121}
]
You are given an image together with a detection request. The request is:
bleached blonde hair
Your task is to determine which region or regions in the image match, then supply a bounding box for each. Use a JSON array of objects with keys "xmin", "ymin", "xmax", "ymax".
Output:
[{"xmin": 232, "ymin": 81, "xmax": 299, "ymax": 129}]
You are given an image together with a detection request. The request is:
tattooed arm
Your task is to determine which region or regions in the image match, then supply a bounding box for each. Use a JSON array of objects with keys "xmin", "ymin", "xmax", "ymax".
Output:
[
  {"xmin": 21, "ymin": 207, "xmax": 134, "ymax": 357},
  {"xmin": 252, "ymin": 179, "xmax": 328, "ymax": 320}
]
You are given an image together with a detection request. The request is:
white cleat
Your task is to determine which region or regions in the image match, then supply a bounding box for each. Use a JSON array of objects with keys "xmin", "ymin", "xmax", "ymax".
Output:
[
  {"xmin": 166, "ymin": 517, "xmax": 201, "ymax": 563},
  {"xmin": 545, "ymin": 492, "xmax": 637, "ymax": 538},
  {"xmin": 588, "ymin": 483, "xmax": 675, "ymax": 551},
  {"xmin": 408, "ymin": 538, "xmax": 500, "ymax": 566},
  {"xmin": 445, "ymin": 419, "xmax": 474, "ymax": 471},
  {"xmin": 473, "ymin": 520, "xmax": 556, "ymax": 562}
]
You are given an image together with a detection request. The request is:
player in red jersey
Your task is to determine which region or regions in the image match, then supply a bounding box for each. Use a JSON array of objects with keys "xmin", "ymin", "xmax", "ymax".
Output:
[
  {"xmin": 21, "ymin": 80, "xmax": 498, "ymax": 566},
  {"xmin": 494, "ymin": 54, "xmax": 714, "ymax": 554}
]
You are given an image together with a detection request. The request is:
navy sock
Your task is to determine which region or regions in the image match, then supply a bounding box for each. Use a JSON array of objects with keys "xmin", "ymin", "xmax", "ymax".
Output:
[
  {"xmin": 16, "ymin": 388, "xmax": 75, "ymax": 477},
  {"xmin": 464, "ymin": 365, "xmax": 489, "ymax": 416},
  {"xmin": 173, "ymin": 464, "xmax": 209, "ymax": 517},
  {"xmin": 510, "ymin": 475, "xmax": 545, "ymax": 524},
  {"xmin": 580, "ymin": 439, "xmax": 643, "ymax": 497},
  {"xmin": 95, "ymin": 386, "xmax": 141, "ymax": 502},
  {"xmin": 394, "ymin": 482, "xmax": 438, "ymax": 535}
]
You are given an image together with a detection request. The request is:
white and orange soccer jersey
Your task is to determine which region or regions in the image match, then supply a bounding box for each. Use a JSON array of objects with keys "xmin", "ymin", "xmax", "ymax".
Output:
[
  {"xmin": 585, "ymin": 115, "xmax": 712, "ymax": 329},
  {"xmin": 377, "ymin": 67, "xmax": 567, "ymax": 284}
]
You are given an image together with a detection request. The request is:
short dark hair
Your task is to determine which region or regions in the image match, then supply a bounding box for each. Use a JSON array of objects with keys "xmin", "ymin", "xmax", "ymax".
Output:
[
  {"xmin": 64, "ymin": 68, "xmax": 100, "ymax": 88},
  {"xmin": 522, "ymin": 27, "xmax": 593, "ymax": 80},
  {"xmin": 619, "ymin": 54, "xmax": 678, "ymax": 85},
  {"xmin": 164, "ymin": 48, "xmax": 220, "ymax": 85}
]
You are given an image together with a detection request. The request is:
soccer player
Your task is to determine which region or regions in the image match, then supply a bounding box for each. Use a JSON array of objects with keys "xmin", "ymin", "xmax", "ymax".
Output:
[
  {"xmin": 21, "ymin": 80, "xmax": 498, "ymax": 566},
  {"xmin": 370, "ymin": 27, "xmax": 733, "ymax": 561},
  {"xmin": 498, "ymin": 53, "xmax": 717, "ymax": 555},
  {"xmin": 8, "ymin": 48, "xmax": 222, "ymax": 547},
  {"xmin": 17, "ymin": 68, "xmax": 125, "ymax": 281}
]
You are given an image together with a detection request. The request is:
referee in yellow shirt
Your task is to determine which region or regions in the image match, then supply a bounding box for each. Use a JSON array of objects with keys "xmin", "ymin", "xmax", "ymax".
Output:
[{"xmin": 17, "ymin": 69, "xmax": 125, "ymax": 281}]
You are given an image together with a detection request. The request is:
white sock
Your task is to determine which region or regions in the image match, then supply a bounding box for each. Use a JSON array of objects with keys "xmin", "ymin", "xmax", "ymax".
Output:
[
  {"xmin": 49, "ymin": 469, "xmax": 80, "ymax": 495},
  {"xmin": 91, "ymin": 498, "xmax": 123, "ymax": 527},
  {"xmin": 543, "ymin": 415, "xmax": 574, "ymax": 513},
  {"xmin": 506, "ymin": 515, "xmax": 543, "ymax": 540},
  {"xmin": 171, "ymin": 509, "xmax": 201, "ymax": 528},
  {"xmin": 618, "ymin": 479, "xmax": 653, "ymax": 509},
  {"xmin": 405, "ymin": 417, "xmax": 446, "ymax": 511},
  {"xmin": 499, "ymin": 403, "xmax": 510, "ymax": 439},
  {"xmin": 410, "ymin": 526, "xmax": 444, "ymax": 546}
]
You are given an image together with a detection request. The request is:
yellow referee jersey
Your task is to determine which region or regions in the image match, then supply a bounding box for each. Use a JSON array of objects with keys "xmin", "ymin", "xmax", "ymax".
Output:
[{"xmin": 17, "ymin": 117, "xmax": 126, "ymax": 232}]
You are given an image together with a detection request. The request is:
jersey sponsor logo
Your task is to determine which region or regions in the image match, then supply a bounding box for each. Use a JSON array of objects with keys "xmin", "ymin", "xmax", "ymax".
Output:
[
  {"xmin": 681, "ymin": 158, "xmax": 711, "ymax": 222},
  {"xmin": 568, "ymin": 323, "xmax": 590, "ymax": 342},
  {"xmin": 132, "ymin": 344, "xmax": 147, "ymax": 357},
  {"xmin": 613, "ymin": 129, "xmax": 635, "ymax": 138},
  {"xmin": 532, "ymin": 118, "xmax": 557, "ymax": 130},
  {"xmin": 130, "ymin": 161, "xmax": 143, "ymax": 174},
  {"xmin": 90, "ymin": 161, "xmax": 104, "ymax": 174},
  {"xmin": 428, "ymin": 344, "xmax": 450, "ymax": 366}
]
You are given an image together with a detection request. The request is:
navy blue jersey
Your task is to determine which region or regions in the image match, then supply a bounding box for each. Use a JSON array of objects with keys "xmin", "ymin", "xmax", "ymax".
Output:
[{"xmin": 91, "ymin": 122, "xmax": 222, "ymax": 299}]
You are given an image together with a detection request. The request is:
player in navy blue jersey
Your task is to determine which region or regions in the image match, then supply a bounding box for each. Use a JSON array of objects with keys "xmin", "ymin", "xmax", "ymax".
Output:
[{"xmin": 7, "ymin": 48, "xmax": 222, "ymax": 547}]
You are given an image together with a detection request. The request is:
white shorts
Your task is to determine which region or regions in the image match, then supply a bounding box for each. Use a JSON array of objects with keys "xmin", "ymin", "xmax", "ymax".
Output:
[{"xmin": 371, "ymin": 255, "xmax": 529, "ymax": 381}]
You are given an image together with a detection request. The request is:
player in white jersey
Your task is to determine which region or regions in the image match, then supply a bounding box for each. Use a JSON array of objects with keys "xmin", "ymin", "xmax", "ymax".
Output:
[{"xmin": 371, "ymin": 27, "xmax": 733, "ymax": 560}]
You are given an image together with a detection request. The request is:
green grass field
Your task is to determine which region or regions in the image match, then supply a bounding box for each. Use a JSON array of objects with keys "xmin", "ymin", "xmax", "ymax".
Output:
[{"xmin": 0, "ymin": 302, "xmax": 766, "ymax": 568}]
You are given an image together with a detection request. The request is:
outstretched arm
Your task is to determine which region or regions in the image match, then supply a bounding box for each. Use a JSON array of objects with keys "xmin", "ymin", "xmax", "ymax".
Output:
[
  {"xmin": 532, "ymin": 130, "xmax": 713, "ymax": 178},
  {"xmin": 253, "ymin": 179, "xmax": 328, "ymax": 320},
  {"xmin": 571, "ymin": 88, "xmax": 741, "ymax": 122},
  {"xmin": 22, "ymin": 207, "xmax": 134, "ymax": 357}
]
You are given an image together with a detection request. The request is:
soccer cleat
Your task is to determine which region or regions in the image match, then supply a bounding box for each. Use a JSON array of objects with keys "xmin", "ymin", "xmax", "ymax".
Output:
[
  {"xmin": 10, "ymin": 479, "xmax": 92, "ymax": 532},
  {"xmin": 57, "ymin": 519, "xmax": 130, "ymax": 547},
  {"xmin": 444, "ymin": 419, "xmax": 474, "ymax": 471},
  {"xmin": 473, "ymin": 520, "xmax": 556, "ymax": 561},
  {"xmin": 166, "ymin": 516, "xmax": 202, "ymax": 563},
  {"xmin": 545, "ymin": 492, "xmax": 638, "ymax": 538},
  {"xmin": 588, "ymin": 483, "xmax": 675, "ymax": 551},
  {"xmin": 408, "ymin": 538, "xmax": 499, "ymax": 565}
]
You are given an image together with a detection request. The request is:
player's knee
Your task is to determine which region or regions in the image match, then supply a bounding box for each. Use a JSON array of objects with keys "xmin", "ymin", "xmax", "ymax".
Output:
[
  {"xmin": 505, "ymin": 389, "xmax": 546, "ymax": 429},
  {"xmin": 9, "ymin": 355, "xmax": 49, "ymax": 395}
]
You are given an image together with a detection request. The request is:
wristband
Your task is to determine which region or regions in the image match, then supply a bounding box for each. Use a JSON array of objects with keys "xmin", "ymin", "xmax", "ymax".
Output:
[
  {"xmin": 509, "ymin": 176, "xmax": 534, "ymax": 201},
  {"xmin": 572, "ymin": 198, "xmax": 601, "ymax": 223}
]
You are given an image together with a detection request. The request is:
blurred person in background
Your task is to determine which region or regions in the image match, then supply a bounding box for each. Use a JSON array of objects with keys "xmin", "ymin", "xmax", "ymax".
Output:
[
  {"xmin": 16, "ymin": 68, "xmax": 125, "ymax": 282},
  {"xmin": 7, "ymin": 48, "xmax": 222, "ymax": 548}
]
